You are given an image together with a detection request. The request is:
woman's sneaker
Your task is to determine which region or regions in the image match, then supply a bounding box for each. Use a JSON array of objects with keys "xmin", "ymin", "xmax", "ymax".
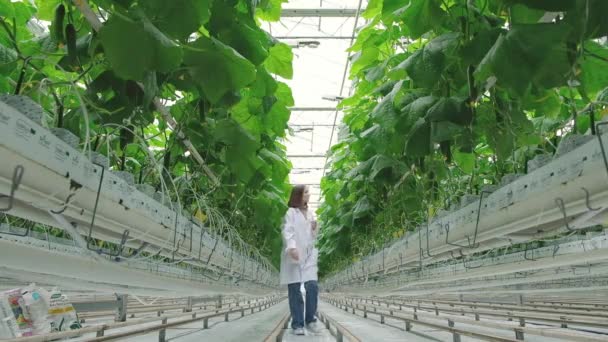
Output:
[
  {"xmin": 294, "ymin": 328, "xmax": 305, "ymax": 335},
  {"xmin": 306, "ymin": 321, "xmax": 322, "ymax": 333}
]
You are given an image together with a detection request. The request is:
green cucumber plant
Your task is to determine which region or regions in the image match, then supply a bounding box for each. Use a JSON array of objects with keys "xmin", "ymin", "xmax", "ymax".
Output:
[
  {"xmin": 0, "ymin": 0, "xmax": 292, "ymax": 267},
  {"xmin": 317, "ymin": 0, "xmax": 608, "ymax": 277}
]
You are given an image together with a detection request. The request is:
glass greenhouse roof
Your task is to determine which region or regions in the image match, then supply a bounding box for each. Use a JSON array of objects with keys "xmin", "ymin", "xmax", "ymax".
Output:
[{"xmin": 273, "ymin": 0, "xmax": 369, "ymax": 210}]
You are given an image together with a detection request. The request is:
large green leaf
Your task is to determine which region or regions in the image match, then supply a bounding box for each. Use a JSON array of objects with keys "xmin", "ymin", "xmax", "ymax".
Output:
[
  {"xmin": 405, "ymin": 118, "xmax": 431, "ymax": 157},
  {"xmin": 256, "ymin": 0, "xmax": 288, "ymax": 22},
  {"xmin": 140, "ymin": 0, "xmax": 210, "ymax": 41},
  {"xmin": 504, "ymin": 0, "xmax": 577, "ymax": 11},
  {"xmin": 353, "ymin": 196, "xmax": 372, "ymax": 219},
  {"xmin": 264, "ymin": 101, "xmax": 290, "ymax": 137},
  {"xmin": 475, "ymin": 23, "xmax": 572, "ymax": 96},
  {"xmin": 369, "ymin": 155, "xmax": 400, "ymax": 181},
  {"xmin": 264, "ymin": 43, "xmax": 293, "ymax": 79},
  {"xmin": 426, "ymin": 97, "xmax": 472, "ymax": 125},
  {"xmin": 431, "ymin": 121, "xmax": 465, "ymax": 142},
  {"xmin": 213, "ymin": 118, "xmax": 261, "ymax": 181},
  {"xmin": 454, "ymin": 152, "xmax": 475, "ymax": 173},
  {"xmin": 0, "ymin": 1, "xmax": 15, "ymax": 18},
  {"xmin": 362, "ymin": 0, "xmax": 382, "ymax": 19},
  {"xmin": 398, "ymin": 0, "xmax": 446, "ymax": 39},
  {"xmin": 580, "ymin": 42, "xmax": 608, "ymax": 99},
  {"xmin": 461, "ymin": 28, "xmax": 503, "ymax": 66},
  {"xmin": 397, "ymin": 95, "xmax": 437, "ymax": 134},
  {"xmin": 231, "ymin": 93, "xmax": 263, "ymax": 141},
  {"xmin": 350, "ymin": 46, "xmax": 380, "ymax": 77},
  {"xmin": 184, "ymin": 36, "xmax": 256, "ymax": 103},
  {"xmin": 564, "ymin": 0, "xmax": 608, "ymax": 40},
  {"xmin": 397, "ymin": 33, "xmax": 460, "ymax": 88},
  {"xmin": 380, "ymin": 0, "xmax": 406, "ymax": 23},
  {"xmin": 33, "ymin": 0, "xmax": 61, "ymax": 20},
  {"xmin": 251, "ymin": 68, "xmax": 278, "ymax": 98},
  {"xmin": 209, "ymin": 0, "xmax": 271, "ymax": 65},
  {"xmin": 275, "ymin": 81, "xmax": 294, "ymax": 107},
  {"xmin": 0, "ymin": 43, "xmax": 18, "ymax": 65},
  {"xmin": 99, "ymin": 14, "xmax": 183, "ymax": 80},
  {"xmin": 509, "ymin": 4, "xmax": 545, "ymax": 24},
  {"xmin": 371, "ymin": 80, "xmax": 403, "ymax": 128}
]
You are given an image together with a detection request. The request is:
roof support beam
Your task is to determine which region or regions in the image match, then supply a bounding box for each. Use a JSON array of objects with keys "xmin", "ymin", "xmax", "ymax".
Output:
[
  {"xmin": 289, "ymin": 107, "xmax": 337, "ymax": 111},
  {"xmin": 275, "ymin": 36, "xmax": 354, "ymax": 40},
  {"xmin": 281, "ymin": 8, "xmax": 362, "ymax": 17},
  {"xmin": 287, "ymin": 154, "xmax": 327, "ymax": 158}
]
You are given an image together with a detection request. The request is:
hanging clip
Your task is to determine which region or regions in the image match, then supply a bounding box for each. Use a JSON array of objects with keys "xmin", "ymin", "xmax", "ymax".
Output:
[
  {"xmin": 470, "ymin": 190, "xmax": 494, "ymax": 248},
  {"xmin": 594, "ymin": 121, "xmax": 608, "ymax": 179},
  {"xmin": 0, "ymin": 165, "xmax": 31, "ymax": 238},
  {"xmin": 424, "ymin": 222, "xmax": 437, "ymax": 258},
  {"xmin": 84, "ymin": 163, "xmax": 131, "ymax": 258},
  {"xmin": 555, "ymin": 197, "xmax": 575, "ymax": 232},
  {"xmin": 85, "ymin": 162, "xmax": 105, "ymax": 251},
  {"xmin": 581, "ymin": 187, "xmax": 601, "ymax": 211},
  {"xmin": 0, "ymin": 165, "xmax": 24, "ymax": 212},
  {"xmin": 444, "ymin": 222, "xmax": 476, "ymax": 249},
  {"xmin": 523, "ymin": 243, "xmax": 537, "ymax": 261}
]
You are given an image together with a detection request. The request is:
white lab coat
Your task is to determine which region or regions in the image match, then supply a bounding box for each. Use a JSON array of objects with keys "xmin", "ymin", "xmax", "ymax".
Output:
[{"xmin": 279, "ymin": 208, "xmax": 318, "ymax": 285}]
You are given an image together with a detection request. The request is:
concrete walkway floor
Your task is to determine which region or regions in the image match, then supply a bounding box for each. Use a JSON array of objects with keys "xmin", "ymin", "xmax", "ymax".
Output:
[
  {"xmin": 282, "ymin": 319, "xmax": 334, "ymax": 341},
  {"xmin": 117, "ymin": 300, "xmax": 288, "ymax": 342}
]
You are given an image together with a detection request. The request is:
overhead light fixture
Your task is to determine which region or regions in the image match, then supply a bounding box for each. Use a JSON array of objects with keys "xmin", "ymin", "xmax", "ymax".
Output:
[
  {"xmin": 298, "ymin": 40, "xmax": 320, "ymax": 48},
  {"xmin": 322, "ymin": 95, "xmax": 345, "ymax": 102},
  {"xmin": 288, "ymin": 40, "xmax": 321, "ymax": 49}
]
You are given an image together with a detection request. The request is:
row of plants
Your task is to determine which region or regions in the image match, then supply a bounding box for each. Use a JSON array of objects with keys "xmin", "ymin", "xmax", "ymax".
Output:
[
  {"xmin": 0, "ymin": 0, "xmax": 292, "ymax": 267},
  {"xmin": 317, "ymin": 0, "xmax": 608, "ymax": 277}
]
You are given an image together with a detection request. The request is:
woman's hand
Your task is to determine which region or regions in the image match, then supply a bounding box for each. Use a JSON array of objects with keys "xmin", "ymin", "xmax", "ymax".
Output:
[
  {"xmin": 311, "ymin": 220, "xmax": 318, "ymax": 232},
  {"xmin": 287, "ymin": 248, "xmax": 299, "ymax": 262}
]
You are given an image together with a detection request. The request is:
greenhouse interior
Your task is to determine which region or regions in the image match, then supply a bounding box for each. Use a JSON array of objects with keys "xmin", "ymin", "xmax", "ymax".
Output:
[{"xmin": 1, "ymin": 0, "xmax": 608, "ymax": 341}]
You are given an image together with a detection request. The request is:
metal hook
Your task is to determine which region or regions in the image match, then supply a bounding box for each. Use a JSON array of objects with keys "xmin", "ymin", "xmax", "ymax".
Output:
[
  {"xmin": 523, "ymin": 243, "xmax": 537, "ymax": 261},
  {"xmin": 86, "ymin": 162, "xmax": 105, "ymax": 252},
  {"xmin": 581, "ymin": 187, "xmax": 601, "ymax": 211},
  {"xmin": 49, "ymin": 192, "xmax": 77, "ymax": 215},
  {"xmin": 205, "ymin": 232, "xmax": 220, "ymax": 266},
  {"xmin": 595, "ymin": 121, "xmax": 608, "ymax": 179},
  {"xmin": 188, "ymin": 220, "xmax": 194, "ymax": 252},
  {"xmin": 444, "ymin": 222, "xmax": 476, "ymax": 249},
  {"xmin": 84, "ymin": 163, "xmax": 131, "ymax": 258},
  {"xmin": 424, "ymin": 222, "xmax": 437, "ymax": 258},
  {"xmin": 418, "ymin": 219, "xmax": 436, "ymax": 260},
  {"xmin": 555, "ymin": 197, "xmax": 575, "ymax": 232},
  {"xmin": 197, "ymin": 221, "xmax": 206, "ymax": 260},
  {"xmin": 552, "ymin": 244, "xmax": 560, "ymax": 258},
  {"xmin": 172, "ymin": 212, "xmax": 179, "ymax": 248},
  {"xmin": 437, "ymin": 191, "xmax": 488, "ymax": 250},
  {"xmin": 0, "ymin": 165, "xmax": 24, "ymax": 213},
  {"xmin": 114, "ymin": 230, "xmax": 130, "ymax": 260},
  {"xmin": 171, "ymin": 236, "xmax": 184, "ymax": 261},
  {"xmin": 0, "ymin": 166, "xmax": 32, "ymax": 238},
  {"xmin": 471, "ymin": 190, "xmax": 493, "ymax": 248}
]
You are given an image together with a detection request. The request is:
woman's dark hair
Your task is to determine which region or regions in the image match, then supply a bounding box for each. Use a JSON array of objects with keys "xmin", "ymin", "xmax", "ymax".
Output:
[{"xmin": 288, "ymin": 185, "xmax": 308, "ymax": 208}]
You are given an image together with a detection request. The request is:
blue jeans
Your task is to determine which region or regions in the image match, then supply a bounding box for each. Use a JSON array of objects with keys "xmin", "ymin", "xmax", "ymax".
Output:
[{"xmin": 287, "ymin": 280, "xmax": 318, "ymax": 329}]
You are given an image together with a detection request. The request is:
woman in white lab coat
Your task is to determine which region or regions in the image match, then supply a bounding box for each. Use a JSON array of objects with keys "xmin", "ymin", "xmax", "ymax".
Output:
[{"xmin": 280, "ymin": 185, "xmax": 319, "ymax": 335}]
